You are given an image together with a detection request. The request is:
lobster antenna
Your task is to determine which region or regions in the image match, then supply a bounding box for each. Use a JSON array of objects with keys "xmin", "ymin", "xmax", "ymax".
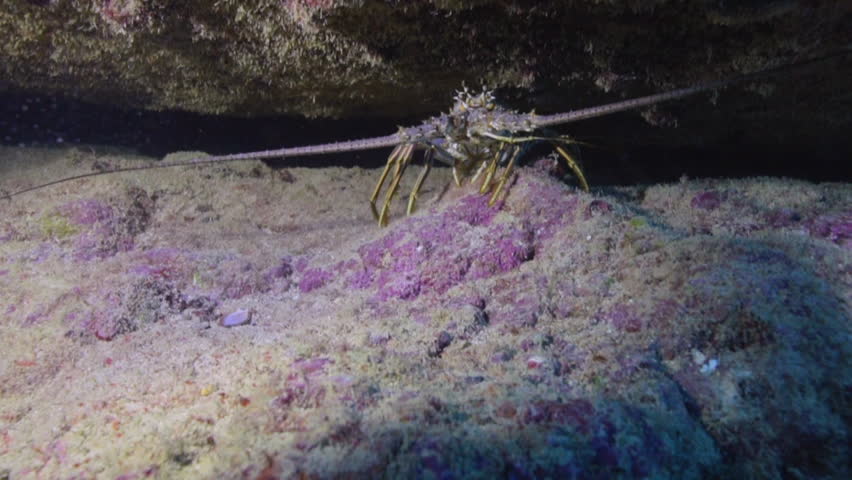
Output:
[
  {"xmin": 1, "ymin": 134, "xmax": 400, "ymax": 200},
  {"xmin": 534, "ymin": 48, "xmax": 851, "ymax": 127}
]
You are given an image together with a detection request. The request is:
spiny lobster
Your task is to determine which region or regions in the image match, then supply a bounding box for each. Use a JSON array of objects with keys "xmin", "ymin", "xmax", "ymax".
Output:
[{"xmin": 1, "ymin": 52, "xmax": 847, "ymax": 226}]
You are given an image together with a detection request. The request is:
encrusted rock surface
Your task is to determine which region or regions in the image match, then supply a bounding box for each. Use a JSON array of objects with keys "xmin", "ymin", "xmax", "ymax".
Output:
[
  {"xmin": 1, "ymin": 2, "xmax": 849, "ymax": 139},
  {"xmin": 0, "ymin": 146, "xmax": 849, "ymax": 478}
]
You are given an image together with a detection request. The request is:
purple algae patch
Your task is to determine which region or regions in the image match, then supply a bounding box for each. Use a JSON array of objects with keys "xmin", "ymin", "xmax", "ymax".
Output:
[
  {"xmin": 59, "ymin": 199, "xmax": 125, "ymax": 261},
  {"xmin": 488, "ymin": 275, "xmax": 542, "ymax": 330},
  {"xmin": 294, "ymin": 256, "xmax": 310, "ymax": 273},
  {"xmin": 348, "ymin": 268, "xmax": 374, "ymax": 289},
  {"xmin": 377, "ymin": 273, "xmax": 422, "ymax": 301},
  {"xmin": 349, "ymin": 173, "xmax": 583, "ymax": 302},
  {"xmin": 491, "ymin": 295, "xmax": 540, "ymax": 330},
  {"xmin": 130, "ymin": 248, "xmax": 189, "ymax": 280},
  {"xmin": 131, "ymin": 249, "xmax": 279, "ymax": 300},
  {"xmin": 521, "ymin": 179, "xmax": 581, "ymax": 243},
  {"xmin": 765, "ymin": 208, "xmax": 801, "ymax": 229},
  {"xmin": 690, "ymin": 190, "xmax": 723, "ymax": 210},
  {"xmin": 23, "ymin": 308, "xmax": 47, "ymax": 326},
  {"xmin": 363, "ymin": 220, "xmax": 535, "ymax": 301},
  {"xmin": 607, "ymin": 303, "xmax": 643, "ymax": 333},
  {"xmin": 357, "ymin": 229, "xmax": 405, "ymax": 268},
  {"xmin": 445, "ymin": 194, "xmax": 500, "ymax": 226},
  {"xmin": 292, "ymin": 356, "xmax": 333, "ymax": 374},
  {"xmin": 72, "ymin": 229, "xmax": 134, "ymax": 262},
  {"xmin": 269, "ymin": 256, "xmax": 294, "ymax": 279},
  {"xmin": 219, "ymin": 261, "xmax": 274, "ymax": 299},
  {"xmin": 585, "ymin": 199, "xmax": 613, "ymax": 219},
  {"xmin": 59, "ymin": 198, "xmax": 114, "ymax": 226},
  {"xmin": 806, "ymin": 211, "xmax": 852, "ymax": 248},
  {"xmin": 26, "ymin": 242, "xmax": 54, "ymax": 263},
  {"xmin": 468, "ymin": 226, "xmax": 534, "ymax": 279},
  {"xmin": 56, "ymin": 194, "xmax": 154, "ymax": 261},
  {"xmin": 299, "ymin": 267, "xmax": 333, "ymax": 293}
]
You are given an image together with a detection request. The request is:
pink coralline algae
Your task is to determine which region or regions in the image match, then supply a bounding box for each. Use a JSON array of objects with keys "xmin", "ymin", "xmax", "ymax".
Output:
[
  {"xmin": 510, "ymin": 175, "xmax": 581, "ymax": 245},
  {"xmin": 85, "ymin": 279, "xmax": 177, "ymax": 340},
  {"xmin": 130, "ymin": 248, "xmax": 190, "ymax": 281},
  {"xmin": 357, "ymin": 217, "xmax": 535, "ymax": 302},
  {"xmin": 292, "ymin": 356, "xmax": 333, "ymax": 375},
  {"xmin": 270, "ymin": 257, "xmax": 294, "ymax": 279},
  {"xmin": 765, "ymin": 208, "xmax": 801, "ymax": 228},
  {"xmin": 806, "ymin": 211, "xmax": 852, "ymax": 248},
  {"xmin": 488, "ymin": 280, "xmax": 541, "ymax": 330},
  {"xmin": 57, "ymin": 193, "xmax": 153, "ymax": 261},
  {"xmin": 59, "ymin": 198, "xmax": 124, "ymax": 261},
  {"xmin": 60, "ymin": 198, "xmax": 113, "ymax": 225},
  {"xmin": 130, "ymin": 249, "xmax": 284, "ymax": 300},
  {"xmin": 585, "ymin": 199, "xmax": 613, "ymax": 219},
  {"xmin": 218, "ymin": 260, "xmax": 275, "ymax": 300},
  {"xmin": 299, "ymin": 267, "xmax": 333, "ymax": 293},
  {"xmin": 81, "ymin": 278, "xmax": 217, "ymax": 340},
  {"xmin": 468, "ymin": 226, "xmax": 534, "ymax": 280},
  {"xmin": 445, "ymin": 194, "xmax": 501, "ymax": 226},
  {"xmin": 607, "ymin": 304, "xmax": 643, "ymax": 333},
  {"xmin": 349, "ymin": 174, "xmax": 580, "ymax": 302},
  {"xmin": 523, "ymin": 398, "xmax": 595, "ymax": 433},
  {"xmin": 690, "ymin": 190, "xmax": 723, "ymax": 210},
  {"xmin": 269, "ymin": 358, "xmax": 334, "ymax": 420}
]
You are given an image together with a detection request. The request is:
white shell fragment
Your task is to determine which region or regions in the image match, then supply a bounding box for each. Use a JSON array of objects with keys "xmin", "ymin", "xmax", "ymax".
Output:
[{"xmin": 221, "ymin": 309, "xmax": 252, "ymax": 327}]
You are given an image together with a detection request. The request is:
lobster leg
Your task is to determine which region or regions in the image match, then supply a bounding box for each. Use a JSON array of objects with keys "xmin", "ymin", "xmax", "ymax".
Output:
[
  {"xmin": 488, "ymin": 145, "xmax": 521, "ymax": 205},
  {"xmin": 479, "ymin": 144, "xmax": 505, "ymax": 194},
  {"xmin": 376, "ymin": 143, "xmax": 414, "ymax": 226},
  {"xmin": 407, "ymin": 148, "xmax": 434, "ymax": 216},
  {"xmin": 370, "ymin": 144, "xmax": 414, "ymax": 224},
  {"xmin": 370, "ymin": 145, "xmax": 403, "ymax": 221},
  {"xmin": 551, "ymin": 142, "xmax": 590, "ymax": 192},
  {"xmin": 480, "ymin": 132, "xmax": 590, "ymax": 193}
]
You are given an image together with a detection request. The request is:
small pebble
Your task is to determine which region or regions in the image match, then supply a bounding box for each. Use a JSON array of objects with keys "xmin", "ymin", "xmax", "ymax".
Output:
[
  {"xmin": 221, "ymin": 309, "xmax": 251, "ymax": 327},
  {"xmin": 700, "ymin": 358, "xmax": 719, "ymax": 375}
]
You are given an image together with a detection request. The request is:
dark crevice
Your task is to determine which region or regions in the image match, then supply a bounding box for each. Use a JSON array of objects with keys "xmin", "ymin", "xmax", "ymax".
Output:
[{"xmin": 1, "ymin": 89, "xmax": 849, "ymax": 185}]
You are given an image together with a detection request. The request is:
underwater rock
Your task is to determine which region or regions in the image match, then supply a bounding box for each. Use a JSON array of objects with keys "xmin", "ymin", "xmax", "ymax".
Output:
[{"xmin": 0, "ymin": 158, "xmax": 848, "ymax": 479}]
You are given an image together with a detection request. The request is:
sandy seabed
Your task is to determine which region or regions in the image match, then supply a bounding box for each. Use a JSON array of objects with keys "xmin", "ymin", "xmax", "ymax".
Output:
[{"xmin": 0, "ymin": 145, "xmax": 849, "ymax": 479}]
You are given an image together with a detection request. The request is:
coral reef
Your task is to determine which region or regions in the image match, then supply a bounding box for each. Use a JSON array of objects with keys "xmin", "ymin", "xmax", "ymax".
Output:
[{"xmin": 0, "ymin": 147, "xmax": 849, "ymax": 478}]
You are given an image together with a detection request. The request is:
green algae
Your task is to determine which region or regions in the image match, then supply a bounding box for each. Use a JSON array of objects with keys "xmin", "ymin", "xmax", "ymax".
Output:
[{"xmin": 39, "ymin": 213, "xmax": 78, "ymax": 239}]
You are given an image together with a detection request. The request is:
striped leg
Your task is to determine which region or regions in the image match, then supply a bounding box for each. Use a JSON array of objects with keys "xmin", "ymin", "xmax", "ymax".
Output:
[
  {"xmin": 478, "ymin": 144, "xmax": 505, "ymax": 194},
  {"xmin": 488, "ymin": 145, "xmax": 521, "ymax": 205},
  {"xmin": 479, "ymin": 131, "xmax": 590, "ymax": 192},
  {"xmin": 378, "ymin": 144, "xmax": 415, "ymax": 226},
  {"xmin": 370, "ymin": 144, "xmax": 414, "ymax": 226},
  {"xmin": 407, "ymin": 148, "xmax": 434, "ymax": 216},
  {"xmin": 551, "ymin": 140, "xmax": 590, "ymax": 192}
]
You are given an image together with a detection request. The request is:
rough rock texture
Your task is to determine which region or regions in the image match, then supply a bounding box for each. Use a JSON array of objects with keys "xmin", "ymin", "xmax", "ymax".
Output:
[
  {"xmin": 1, "ymin": 146, "xmax": 849, "ymax": 479},
  {"xmin": 1, "ymin": 1, "xmax": 850, "ymax": 151}
]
